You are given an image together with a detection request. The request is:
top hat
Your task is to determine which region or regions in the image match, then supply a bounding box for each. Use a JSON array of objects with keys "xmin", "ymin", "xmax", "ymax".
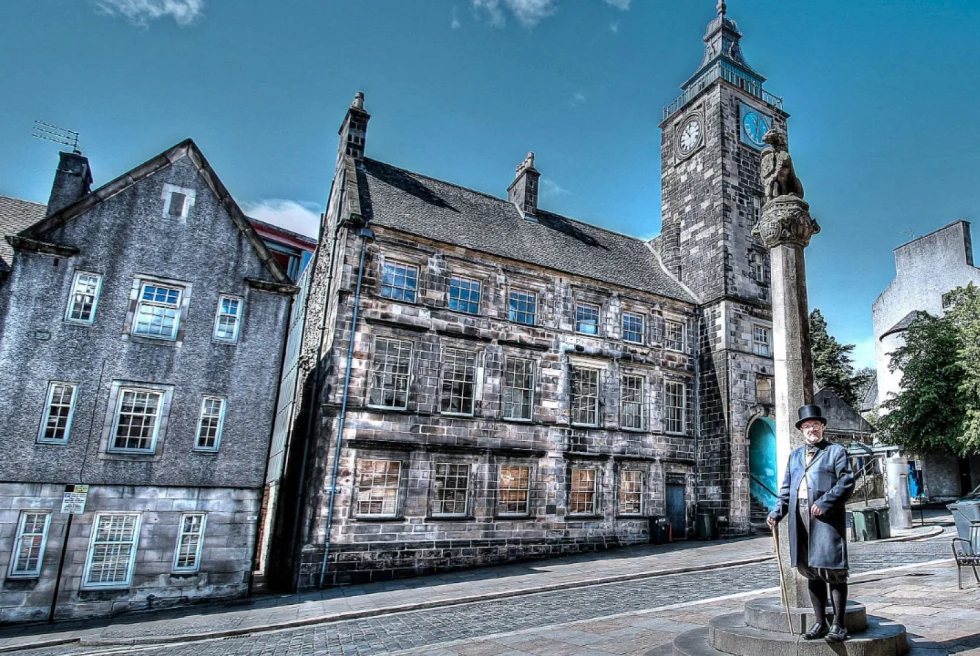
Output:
[{"xmin": 795, "ymin": 404, "xmax": 827, "ymax": 429}]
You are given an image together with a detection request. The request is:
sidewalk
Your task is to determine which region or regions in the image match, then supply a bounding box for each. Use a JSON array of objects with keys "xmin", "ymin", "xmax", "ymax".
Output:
[{"xmin": 0, "ymin": 519, "xmax": 946, "ymax": 653}]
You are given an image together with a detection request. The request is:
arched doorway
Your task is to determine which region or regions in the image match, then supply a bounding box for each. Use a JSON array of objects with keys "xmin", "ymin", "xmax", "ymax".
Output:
[{"xmin": 748, "ymin": 417, "xmax": 778, "ymax": 510}]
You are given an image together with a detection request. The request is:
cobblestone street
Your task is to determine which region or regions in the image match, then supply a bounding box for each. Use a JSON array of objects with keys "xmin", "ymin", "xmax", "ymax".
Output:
[{"xmin": 3, "ymin": 526, "xmax": 973, "ymax": 656}]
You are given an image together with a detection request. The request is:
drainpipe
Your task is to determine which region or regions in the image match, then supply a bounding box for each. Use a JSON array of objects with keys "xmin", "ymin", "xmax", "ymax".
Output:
[
  {"xmin": 692, "ymin": 306, "xmax": 702, "ymax": 511},
  {"xmin": 319, "ymin": 226, "xmax": 373, "ymax": 587}
]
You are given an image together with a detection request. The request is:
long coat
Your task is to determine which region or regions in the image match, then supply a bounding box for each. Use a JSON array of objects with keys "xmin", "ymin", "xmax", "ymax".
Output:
[{"xmin": 769, "ymin": 441, "xmax": 855, "ymax": 570}]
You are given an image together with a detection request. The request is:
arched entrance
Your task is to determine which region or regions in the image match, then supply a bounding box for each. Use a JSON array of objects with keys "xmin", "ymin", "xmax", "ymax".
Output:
[{"xmin": 748, "ymin": 417, "xmax": 778, "ymax": 510}]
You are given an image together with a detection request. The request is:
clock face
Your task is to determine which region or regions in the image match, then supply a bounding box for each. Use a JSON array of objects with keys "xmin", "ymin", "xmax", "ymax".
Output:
[
  {"xmin": 678, "ymin": 117, "xmax": 703, "ymax": 155},
  {"xmin": 742, "ymin": 110, "xmax": 771, "ymax": 148}
]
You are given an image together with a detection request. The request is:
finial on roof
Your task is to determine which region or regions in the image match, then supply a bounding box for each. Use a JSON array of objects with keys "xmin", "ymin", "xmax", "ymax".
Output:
[
  {"xmin": 352, "ymin": 92, "xmax": 365, "ymax": 110},
  {"xmin": 717, "ymin": 0, "xmax": 726, "ymax": 17}
]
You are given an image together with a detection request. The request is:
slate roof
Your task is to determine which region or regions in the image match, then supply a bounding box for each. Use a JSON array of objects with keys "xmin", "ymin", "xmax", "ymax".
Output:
[
  {"xmin": 0, "ymin": 196, "xmax": 47, "ymax": 271},
  {"xmin": 860, "ymin": 372, "xmax": 878, "ymax": 412},
  {"xmin": 356, "ymin": 158, "xmax": 695, "ymax": 303},
  {"xmin": 881, "ymin": 310, "xmax": 922, "ymax": 340}
]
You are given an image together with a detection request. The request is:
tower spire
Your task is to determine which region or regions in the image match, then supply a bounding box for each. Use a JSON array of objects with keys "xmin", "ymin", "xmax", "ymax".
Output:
[{"xmin": 717, "ymin": 0, "xmax": 726, "ymax": 18}]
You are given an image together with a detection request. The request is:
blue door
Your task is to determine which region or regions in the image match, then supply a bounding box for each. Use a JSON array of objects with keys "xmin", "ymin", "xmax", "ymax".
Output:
[
  {"xmin": 666, "ymin": 482, "xmax": 687, "ymax": 540},
  {"xmin": 749, "ymin": 418, "xmax": 778, "ymax": 510}
]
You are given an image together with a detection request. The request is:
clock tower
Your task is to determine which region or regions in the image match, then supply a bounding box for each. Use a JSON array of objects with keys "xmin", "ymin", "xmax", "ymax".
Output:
[{"xmin": 656, "ymin": 2, "xmax": 788, "ymax": 534}]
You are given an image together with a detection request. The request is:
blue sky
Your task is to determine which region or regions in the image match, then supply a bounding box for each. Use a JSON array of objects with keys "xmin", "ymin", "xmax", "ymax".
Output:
[{"xmin": 3, "ymin": 1, "xmax": 980, "ymax": 369}]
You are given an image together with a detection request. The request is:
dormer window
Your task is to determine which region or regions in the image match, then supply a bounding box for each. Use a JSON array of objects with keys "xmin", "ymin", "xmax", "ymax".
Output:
[{"xmin": 161, "ymin": 184, "xmax": 196, "ymax": 221}]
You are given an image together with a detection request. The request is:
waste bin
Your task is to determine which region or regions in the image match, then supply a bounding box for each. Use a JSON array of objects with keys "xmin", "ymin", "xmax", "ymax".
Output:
[
  {"xmin": 695, "ymin": 511, "xmax": 715, "ymax": 540},
  {"xmin": 947, "ymin": 501, "xmax": 980, "ymax": 543},
  {"xmin": 649, "ymin": 516, "xmax": 670, "ymax": 545},
  {"xmin": 873, "ymin": 507, "xmax": 891, "ymax": 539},
  {"xmin": 852, "ymin": 508, "xmax": 878, "ymax": 541}
]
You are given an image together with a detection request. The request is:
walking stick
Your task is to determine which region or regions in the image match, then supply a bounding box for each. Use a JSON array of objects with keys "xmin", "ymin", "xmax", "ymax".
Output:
[{"xmin": 772, "ymin": 523, "xmax": 794, "ymax": 633}]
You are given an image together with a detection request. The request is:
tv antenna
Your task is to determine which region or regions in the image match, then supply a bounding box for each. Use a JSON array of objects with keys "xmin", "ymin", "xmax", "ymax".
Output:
[
  {"xmin": 903, "ymin": 228, "xmax": 916, "ymax": 240},
  {"xmin": 32, "ymin": 120, "xmax": 80, "ymax": 153}
]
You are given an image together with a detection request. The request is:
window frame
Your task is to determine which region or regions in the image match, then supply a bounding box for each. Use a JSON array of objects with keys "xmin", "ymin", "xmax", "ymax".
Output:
[
  {"xmin": 620, "ymin": 373, "xmax": 646, "ymax": 431},
  {"xmin": 752, "ymin": 325, "xmax": 771, "ymax": 357},
  {"xmin": 161, "ymin": 183, "xmax": 196, "ymax": 221},
  {"xmin": 132, "ymin": 281, "xmax": 184, "ymax": 341},
  {"xmin": 7, "ymin": 512, "xmax": 51, "ymax": 579},
  {"xmin": 368, "ymin": 337, "xmax": 414, "ymax": 411},
  {"xmin": 82, "ymin": 513, "xmax": 142, "ymax": 589},
  {"xmin": 570, "ymin": 366, "xmax": 601, "ymax": 427},
  {"xmin": 64, "ymin": 271, "xmax": 102, "ymax": 325},
  {"xmin": 622, "ymin": 311, "xmax": 645, "ymax": 344},
  {"xmin": 194, "ymin": 396, "xmax": 226, "ymax": 452},
  {"xmin": 569, "ymin": 467, "xmax": 598, "ymax": 515},
  {"xmin": 212, "ymin": 294, "xmax": 244, "ymax": 343},
  {"xmin": 440, "ymin": 348, "xmax": 477, "ymax": 417},
  {"xmin": 354, "ymin": 459, "xmax": 402, "ymax": 518},
  {"xmin": 575, "ymin": 303, "xmax": 601, "ymax": 336},
  {"xmin": 502, "ymin": 357, "xmax": 535, "ymax": 421},
  {"xmin": 497, "ymin": 465, "xmax": 531, "ymax": 516},
  {"xmin": 37, "ymin": 381, "xmax": 79, "ymax": 444},
  {"xmin": 108, "ymin": 387, "xmax": 165, "ymax": 454},
  {"xmin": 664, "ymin": 380, "xmax": 687, "ymax": 435},
  {"xmin": 380, "ymin": 260, "xmax": 420, "ymax": 303},
  {"xmin": 664, "ymin": 319, "xmax": 685, "ymax": 352},
  {"xmin": 619, "ymin": 470, "xmax": 644, "ymax": 516},
  {"xmin": 172, "ymin": 513, "xmax": 207, "ymax": 573},
  {"xmin": 432, "ymin": 462, "xmax": 471, "ymax": 518},
  {"xmin": 448, "ymin": 275, "xmax": 482, "ymax": 315},
  {"xmin": 508, "ymin": 288, "xmax": 537, "ymax": 326}
]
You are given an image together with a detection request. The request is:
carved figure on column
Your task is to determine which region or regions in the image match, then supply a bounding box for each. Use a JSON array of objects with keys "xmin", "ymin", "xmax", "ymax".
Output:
[
  {"xmin": 753, "ymin": 128, "xmax": 819, "ymax": 249},
  {"xmin": 761, "ymin": 128, "xmax": 804, "ymax": 203}
]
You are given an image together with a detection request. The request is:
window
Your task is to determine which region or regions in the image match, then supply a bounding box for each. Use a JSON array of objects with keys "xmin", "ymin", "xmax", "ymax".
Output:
[
  {"xmin": 575, "ymin": 303, "xmax": 600, "ymax": 335},
  {"xmin": 433, "ymin": 463, "xmax": 469, "ymax": 516},
  {"xmin": 38, "ymin": 382, "xmax": 78, "ymax": 443},
  {"xmin": 750, "ymin": 251, "xmax": 769, "ymax": 284},
  {"xmin": 569, "ymin": 468, "xmax": 597, "ymax": 514},
  {"xmin": 369, "ymin": 338, "xmax": 413, "ymax": 410},
  {"xmin": 942, "ymin": 291, "xmax": 954, "ymax": 309},
  {"xmin": 665, "ymin": 381, "xmax": 686, "ymax": 434},
  {"xmin": 83, "ymin": 513, "xmax": 141, "ymax": 588},
  {"xmin": 195, "ymin": 397, "xmax": 225, "ymax": 451},
  {"xmin": 619, "ymin": 471, "xmax": 643, "ymax": 515},
  {"xmin": 498, "ymin": 465, "xmax": 530, "ymax": 515},
  {"xmin": 161, "ymin": 184, "xmax": 195, "ymax": 220},
  {"xmin": 355, "ymin": 459, "xmax": 401, "ymax": 517},
  {"xmin": 503, "ymin": 357, "xmax": 534, "ymax": 420},
  {"xmin": 213, "ymin": 295, "xmax": 243, "ymax": 343},
  {"xmin": 172, "ymin": 513, "xmax": 207, "ymax": 572},
  {"xmin": 441, "ymin": 348, "xmax": 477, "ymax": 415},
  {"xmin": 756, "ymin": 375, "xmax": 774, "ymax": 405},
  {"xmin": 8, "ymin": 512, "xmax": 50, "ymax": 578},
  {"xmin": 110, "ymin": 388, "xmax": 163, "ymax": 453},
  {"xmin": 622, "ymin": 312, "xmax": 645, "ymax": 344},
  {"xmin": 508, "ymin": 289, "xmax": 536, "ymax": 325},
  {"xmin": 664, "ymin": 319, "xmax": 685, "ymax": 352},
  {"xmin": 65, "ymin": 272, "xmax": 102, "ymax": 324},
  {"xmin": 380, "ymin": 261, "xmax": 418, "ymax": 303},
  {"xmin": 448, "ymin": 276, "xmax": 481, "ymax": 314},
  {"xmin": 168, "ymin": 192, "xmax": 187, "ymax": 217},
  {"xmin": 133, "ymin": 283, "xmax": 183, "ymax": 340},
  {"xmin": 620, "ymin": 374, "xmax": 645, "ymax": 430},
  {"xmin": 571, "ymin": 367, "xmax": 600, "ymax": 426},
  {"xmin": 752, "ymin": 325, "xmax": 771, "ymax": 356}
]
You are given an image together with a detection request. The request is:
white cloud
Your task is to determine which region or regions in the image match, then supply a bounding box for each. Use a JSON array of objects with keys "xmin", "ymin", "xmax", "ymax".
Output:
[
  {"xmin": 473, "ymin": 0, "xmax": 557, "ymax": 28},
  {"xmin": 609, "ymin": 21, "xmax": 619, "ymax": 33},
  {"xmin": 604, "ymin": 0, "xmax": 630, "ymax": 9},
  {"xmin": 93, "ymin": 0, "xmax": 204, "ymax": 26},
  {"xmin": 570, "ymin": 91, "xmax": 586, "ymax": 107},
  {"xmin": 241, "ymin": 199, "xmax": 320, "ymax": 239},
  {"xmin": 540, "ymin": 178, "xmax": 571, "ymax": 199},
  {"xmin": 451, "ymin": 6, "xmax": 461, "ymax": 29}
]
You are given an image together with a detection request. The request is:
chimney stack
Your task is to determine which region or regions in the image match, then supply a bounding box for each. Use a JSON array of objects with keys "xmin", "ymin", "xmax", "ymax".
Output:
[
  {"xmin": 337, "ymin": 91, "xmax": 371, "ymax": 171},
  {"xmin": 507, "ymin": 152, "xmax": 540, "ymax": 219},
  {"xmin": 47, "ymin": 151, "xmax": 92, "ymax": 216}
]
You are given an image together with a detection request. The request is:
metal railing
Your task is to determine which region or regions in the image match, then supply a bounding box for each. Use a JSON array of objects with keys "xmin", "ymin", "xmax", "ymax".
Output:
[{"xmin": 663, "ymin": 61, "xmax": 783, "ymax": 121}]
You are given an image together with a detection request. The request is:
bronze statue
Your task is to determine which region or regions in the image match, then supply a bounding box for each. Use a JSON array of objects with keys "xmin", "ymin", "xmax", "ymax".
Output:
[{"xmin": 761, "ymin": 128, "xmax": 804, "ymax": 203}]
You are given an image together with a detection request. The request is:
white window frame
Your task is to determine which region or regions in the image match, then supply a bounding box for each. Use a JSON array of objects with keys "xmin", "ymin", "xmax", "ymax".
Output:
[
  {"xmin": 194, "ymin": 397, "xmax": 226, "ymax": 452},
  {"xmin": 664, "ymin": 319, "xmax": 685, "ymax": 352},
  {"xmin": 355, "ymin": 459, "xmax": 402, "ymax": 518},
  {"xmin": 109, "ymin": 387, "xmax": 164, "ymax": 454},
  {"xmin": 8, "ymin": 512, "xmax": 51, "ymax": 578},
  {"xmin": 664, "ymin": 380, "xmax": 687, "ymax": 435},
  {"xmin": 132, "ymin": 282, "xmax": 184, "ymax": 341},
  {"xmin": 161, "ymin": 183, "xmax": 196, "ymax": 220},
  {"xmin": 212, "ymin": 295, "xmax": 243, "ymax": 343},
  {"xmin": 508, "ymin": 289, "xmax": 537, "ymax": 325},
  {"xmin": 570, "ymin": 366, "xmax": 601, "ymax": 427},
  {"xmin": 752, "ymin": 325, "xmax": 771, "ymax": 357},
  {"xmin": 497, "ymin": 465, "xmax": 531, "ymax": 516},
  {"xmin": 432, "ymin": 463, "xmax": 470, "ymax": 517},
  {"xmin": 380, "ymin": 261, "xmax": 419, "ymax": 303},
  {"xmin": 622, "ymin": 311, "xmax": 645, "ymax": 344},
  {"xmin": 38, "ymin": 381, "xmax": 78, "ymax": 444},
  {"xmin": 65, "ymin": 271, "xmax": 102, "ymax": 324},
  {"xmin": 575, "ymin": 303, "xmax": 601, "ymax": 336},
  {"xmin": 82, "ymin": 513, "xmax": 142, "ymax": 589},
  {"xmin": 448, "ymin": 275, "xmax": 482, "ymax": 314},
  {"xmin": 368, "ymin": 337, "xmax": 413, "ymax": 410},
  {"xmin": 619, "ymin": 470, "xmax": 643, "ymax": 516},
  {"xmin": 569, "ymin": 467, "xmax": 598, "ymax": 515},
  {"xmin": 620, "ymin": 374, "xmax": 646, "ymax": 431},
  {"xmin": 172, "ymin": 513, "xmax": 207, "ymax": 573},
  {"xmin": 503, "ymin": 357, "xmax": 535, "ymax": 421},
  {"xmin": 440, "ymin": 348, "xmax": 477, "ymax": 417}
]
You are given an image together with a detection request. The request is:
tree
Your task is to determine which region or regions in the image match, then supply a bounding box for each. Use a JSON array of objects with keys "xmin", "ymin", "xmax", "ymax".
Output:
[
  {"xmin": 877, "ymin": 311, "xmax": 967, "ymax": 454},
  {"xmin": 809, "ymin": 309, "xmax": 867, "ymax": 407},
  {"xmin": 943, "ymin": 283, "xmax": 980, "ymax": 453}
]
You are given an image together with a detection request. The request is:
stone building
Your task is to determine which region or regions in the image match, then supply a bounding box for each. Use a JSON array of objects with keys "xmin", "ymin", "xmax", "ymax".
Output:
[
  {"xmin": 872, "ymin": 220, "xmax": 980, "ymax": 499},
  {"xmin": 0, "ymin": 141, "xmax": 295, "ymax": 621},
  {"xmin": 269, "ymin": 4, "xmax": 786, "ymax": 590}
]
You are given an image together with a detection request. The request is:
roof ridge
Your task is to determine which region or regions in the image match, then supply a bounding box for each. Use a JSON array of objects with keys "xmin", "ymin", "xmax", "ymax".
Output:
[{"xmin": 362, "ymin": 157, "xmax": 660, "ymax": 246}]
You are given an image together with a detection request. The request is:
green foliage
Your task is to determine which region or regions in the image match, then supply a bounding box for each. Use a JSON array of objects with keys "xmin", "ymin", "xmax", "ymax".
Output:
[
  {"xmin": 809, "ymin": 309, "xmax": 867, "ymax": 407},
  {"xmin": 944, "ymin": 283, "xmax": 980, "ymax": 453}
]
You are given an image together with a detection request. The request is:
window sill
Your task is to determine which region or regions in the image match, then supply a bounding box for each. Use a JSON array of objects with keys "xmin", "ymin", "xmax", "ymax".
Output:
[
  {"xmin": 440, "ymin": 412, "xmax": 476, "ymax": 418},
  {"xmin": 211, "ymin": 339, "xmax": 239, "ymax": 346},
  {"xmin": 567, "ymin": 514, "xmax": 602, "ymax": 520},
  {"xmin": 616, "ymin": 514, "xmax": 645, "ymax": 519},
  {"xmin": 570, "ymin": 423, "xmax": 599, "ymax": 429},
  {"xmin": 35, "ymin": 440, "xmax": 69, "ymax": 446},
  {"xmin": 495, "ymin": 514, "xmax": 531, "ymax": 520},
  {"xmin": 620, "ymin": 426, "xmax": 648, "ymax": 433},
  {"xmin": 664, "ymin": 431, "xmax": 689, "ymax": 437},
  {"xmin": 352, "ymin": 515, "xmax": 402, "ymax": 522},
  {"xmin": 367, "ymin": 404, "xmax": 411, "ymax": 413},
  {"xmin": 623, "ymin": 340, "xmax": 645, "ymax": 346},
  {"xmin": 192, "ymin": 448, "xmax": 220, "ymax": 455},
  {"xmin": 5, "ymin": 574, "xmax": 40, "ymax": 581},
  {"xmin": 63, "ymin": 319, "xmax": 95, "ymax": 327},
  {"xmin": 124, "ymin": 334, "xmax": 179, "ymax": 347},
  {"xmin": 501, "ymin": 417, "xmax": 533, "ymax": 424},
  {"xmin": 429, "ymin": 515, "xmax": 473, "ymax": 521}
]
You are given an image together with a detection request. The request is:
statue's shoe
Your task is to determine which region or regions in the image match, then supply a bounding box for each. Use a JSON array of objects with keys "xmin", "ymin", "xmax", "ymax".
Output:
[
  {"xmin": 802, "ymin": 622, "xmax": 829, "ymax": 640},
  {"xmin": 826, "ymin": 623, "xmax": 848, "ymax": 642}
]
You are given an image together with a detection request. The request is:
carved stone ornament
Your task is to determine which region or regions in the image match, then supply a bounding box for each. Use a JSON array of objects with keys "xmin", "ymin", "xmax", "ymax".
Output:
[{"xmin": 753, "ymin": 195, "xmax": 820, "ymax": 249}]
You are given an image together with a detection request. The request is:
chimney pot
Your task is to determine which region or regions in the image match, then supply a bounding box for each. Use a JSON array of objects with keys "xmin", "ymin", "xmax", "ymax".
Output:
[{"xmin": 47, "ymin": 151, "xmax": 92, "ymax": 216}]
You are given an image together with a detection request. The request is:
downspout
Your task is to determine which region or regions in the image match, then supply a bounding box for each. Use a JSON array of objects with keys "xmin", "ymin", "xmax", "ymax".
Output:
[
  {"xmin": 692, "ymin": 306, "xmax": 702, "ymax": 510},
  {"xmin": 319, "ymin": 226, "xmax": 373, "ymax": 587}
]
